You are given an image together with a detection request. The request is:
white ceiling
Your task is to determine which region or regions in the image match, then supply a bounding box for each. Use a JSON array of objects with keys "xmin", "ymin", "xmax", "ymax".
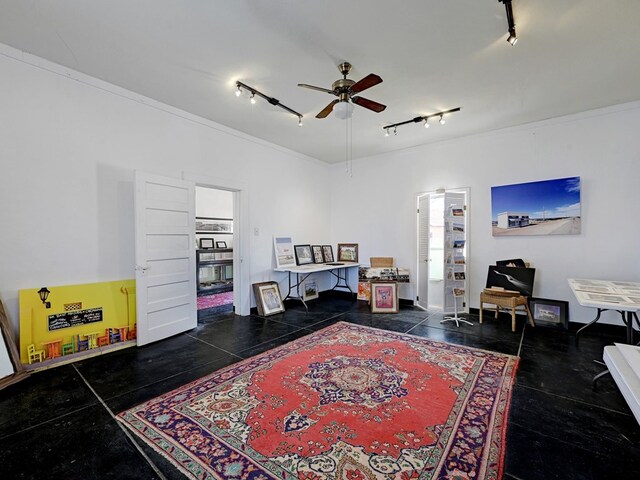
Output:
[{"xmin": 1, "ymin": 0, "xmax": 639, "ymax": 163}]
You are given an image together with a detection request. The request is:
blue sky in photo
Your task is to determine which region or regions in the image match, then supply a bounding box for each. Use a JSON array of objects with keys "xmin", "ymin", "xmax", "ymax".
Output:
[{"xmin": 491, "ymin": 177, "xmax": 581, "ymax": 220}]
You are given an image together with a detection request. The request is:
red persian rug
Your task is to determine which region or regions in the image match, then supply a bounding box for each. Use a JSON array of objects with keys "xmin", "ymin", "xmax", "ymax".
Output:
[
  {"xmin": 118, "ymin": 322, "xmax": 518, "ymax": 480},
  {"xmin": 197, "ymin": 292, "xmax": 234, "ymax": 310}
]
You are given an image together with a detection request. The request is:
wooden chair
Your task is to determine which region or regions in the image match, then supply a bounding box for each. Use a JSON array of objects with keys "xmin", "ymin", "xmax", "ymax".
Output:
[
  {"xmin": 97, "ymin": 330, "xmax": 110, "ymax": 347},
  {"xmin": 76, "ymin": 334, "xmax": 89, "ymax": 352},
  {"xmin": 108, "ymin": 328, "xmax": 121, "ymax": 344},
  {"xmin": 61, "ymin": 340, "xmax": 74, "ymax": 356},
  {"xmin": 27, "ymin": 344, "xmax": 45, "ymax": 364},
  {"xmin": 480, "ymin": 290, "xmax": 535, "ymax": 332}
]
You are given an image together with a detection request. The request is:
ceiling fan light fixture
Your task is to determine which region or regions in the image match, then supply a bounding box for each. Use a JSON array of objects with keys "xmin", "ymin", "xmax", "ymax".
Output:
[{"xmin": 333, "ymin": 101, "xmax": 354, "ymax": 120}]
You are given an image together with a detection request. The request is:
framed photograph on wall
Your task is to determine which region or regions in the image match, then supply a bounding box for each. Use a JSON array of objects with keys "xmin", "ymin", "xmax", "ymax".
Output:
[
  {"xmin": 294, "ymin": 244, "xmax": 314, "ymax": 265},
  {"xmin": 370, "ymin": 282, "xmax": 398, "ymax": 314},
  {"xmin": 274, "ymin": 236, "xmax": 296, "ymax": 269},
  {"xmin": 199, "ymin": 238, "xmax": 214, "ymax": 249},
  {"xmin": 195, "ymin": 217, "xmax": 233, "ymax": 234},
  {"xmin": 529, "ymin": 298, "xmax": 569, "ymax": 329},
  {"xmin": 491, "ymin": 177, "xmax": 581, "ymax": 237},
  {"xmin": 322, "ymin": 245, "xmax": 334, "ymax": 263},
  {"xmin": 302, "ymin": 279, "xmax": 319, "ymax": 301},
  {"xmin": 253, "ymin": 281, "xmax": 285, "ymax": 316},
  {"xmin": 312, "ymin": 245, "xmax": 325, "ymax": 264},
  {"xmin": 337, "ymin": 243, "xmax": 359, "ymax": 263}
]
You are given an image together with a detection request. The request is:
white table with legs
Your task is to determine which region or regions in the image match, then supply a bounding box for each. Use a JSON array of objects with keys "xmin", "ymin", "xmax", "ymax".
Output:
[
  {"xmin": 568, "ymin": 278, "xmax": 640, "ymax": 344},
  {"xmin": 276, "ymin": 263, "xmax": 360, "ymax": 310}
]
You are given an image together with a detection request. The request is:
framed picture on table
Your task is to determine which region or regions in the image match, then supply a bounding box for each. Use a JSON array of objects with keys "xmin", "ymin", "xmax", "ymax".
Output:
[
  {"xmin": 337, "ymin": 243, "xmax": 359, "ymax": 263},
  {"xmin": 274, "ymin": 236, "xmax": 296, "ymax": 268},
  {"xmin": 322, "ymin": 245, "xmax": 334, "ymax": 263},
  {"xmin": 370, "ymin": 282, "xmax": 398, "ymax": 314},
  {"xmin": 529, "ymin": 298, "xmax": 569, "ymax": 329},
  {"xmin": 294, "ymin": 244, "xmax": 314, "ymax": 265},
  {"xmin": 216, "ymin": 241, "xmax": 227, "ymax": 248},
  {"xmin": 253, "ymin": 281, "xmax": 285, "ymax": 316},
  {"xmin": 199, "ymin": 238, "xmax": 214, "ymax": 249},
  {"xmin": 312, "ymin": 245, "xmax": 325, "ymax": 264}
]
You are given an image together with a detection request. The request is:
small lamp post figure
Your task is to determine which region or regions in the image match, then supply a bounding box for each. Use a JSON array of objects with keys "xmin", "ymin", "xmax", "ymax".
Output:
[{"xmin": 38, "ymin": 287, "xmax": 51, "ymax": 309}]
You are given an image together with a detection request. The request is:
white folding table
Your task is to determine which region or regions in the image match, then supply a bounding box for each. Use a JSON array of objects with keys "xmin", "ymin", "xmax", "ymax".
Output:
[
  {"xmin": 275, "ymin": 263, "xmax": 360, "ymax": 310},
  {"xmin": 568, "ymin": 278, "xmax": 640, "ymax": 344}
]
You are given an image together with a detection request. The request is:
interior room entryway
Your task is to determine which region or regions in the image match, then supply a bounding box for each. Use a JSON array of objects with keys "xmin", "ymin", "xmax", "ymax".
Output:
[
  {"xmin": 416, "ymin": 188, "xmax": 469, "ymax": 313},
  {"xmin": 195, "ymin": 186, "xmax": 235, "ymax": 319}
]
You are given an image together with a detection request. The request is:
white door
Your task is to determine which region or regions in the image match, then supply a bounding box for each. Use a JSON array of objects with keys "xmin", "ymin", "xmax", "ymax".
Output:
[
  {"xmin": 417, "ymin": 194, "xmax": 431, "ymax": 310},
  {"xmin": 134, "ymin": 171, "xmax": 197, "ymax": 346}
]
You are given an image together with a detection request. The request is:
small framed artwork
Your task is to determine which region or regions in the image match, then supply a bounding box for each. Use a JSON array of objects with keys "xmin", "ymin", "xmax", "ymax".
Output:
[
  {"xmin": 253, "ymin": 281, "xmax": 285, "ymax": 316},
  {"xmin": 370, "ymin": 282, "xmax": 398, "ymax": 314},
  {"xmin": 294, "ymin": 244, "xmax": 314, "ymax": 265},
  {"xmin": 199, "ymin": 238, "xmax": 214, "ymax": 249},
  {"xmin": 274, "ymin": 236, "xmax": 296, "ymax": 269},
  {"xmin": 302, "ymin": 279, "xmax": 320, "ymax": 301},
  {"xmin": 312, "ymin": 245, "xmax": 325, "ymax": 264},
  {"xmin": 322, "ymin": 245, "xmax": 334, "ymax": 263},
  {"xmin": 337, "ymin": 243, "xmax": 359, "ymax": 263},
  {"xmin": 529, "ymin": 298, "xmax": 569, "ymax": 329},
  {"xmin": 216, "ymin": 241, "xmax": 227, "ymax": 248},
  {"xmin": 195, "ymin": 217, "xmax": 233, "ymax": 234}
]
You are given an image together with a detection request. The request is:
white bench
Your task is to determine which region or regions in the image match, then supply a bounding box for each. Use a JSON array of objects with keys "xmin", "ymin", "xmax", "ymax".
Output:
[{"xmin": 603, "ymin": 343, "xmax": 640, "ymax": 425}]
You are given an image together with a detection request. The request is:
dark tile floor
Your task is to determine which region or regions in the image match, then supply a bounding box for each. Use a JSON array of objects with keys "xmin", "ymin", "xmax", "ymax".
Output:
[{"xmin": 1, "ymin": 297, "xmax": 639, "ymax": 479}]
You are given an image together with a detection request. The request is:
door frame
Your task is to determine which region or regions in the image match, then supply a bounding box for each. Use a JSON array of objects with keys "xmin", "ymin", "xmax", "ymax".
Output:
[
  {"xmin": 182, "ymin": 171, "xmax": 250, "ymax": 316},
  {"xmin": 416, "ymin": 187, "xmax": 470, "ymax": 313}
]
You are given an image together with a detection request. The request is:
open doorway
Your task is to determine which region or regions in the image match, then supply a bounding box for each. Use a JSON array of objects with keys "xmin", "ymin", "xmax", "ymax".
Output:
[
  {"xmin": 195, "ymin": 186, "xmax": 234, "ymax": 319},
  {"xmin": 416, "ymin": 188, "xmax": 469, "ymax": 313}
]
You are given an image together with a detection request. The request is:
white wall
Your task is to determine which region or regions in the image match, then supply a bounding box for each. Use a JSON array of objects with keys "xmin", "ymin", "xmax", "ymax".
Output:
[
  {"xmin": 330, "ymin": 102, "xmax": 640, "ymax": 326},
  {"xmin": 196, "ymin": 186, "xmax": 234, "ymax": 248},
  {"xmin": 0, "ymin": 45, "xmax": 331, "ymax": 335}
]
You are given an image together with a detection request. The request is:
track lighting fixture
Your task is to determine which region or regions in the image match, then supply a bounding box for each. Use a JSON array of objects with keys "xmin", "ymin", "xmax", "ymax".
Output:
[
  {"xmin": 235, "ymin": 81, "xmax": 304, "ymax": 126},
  {"xmin": 382, "ymin": 107, "xmax": 461, "ymax": 135},
  {"xmin": 499, "ymin": 0, "xmax": 517, "ymax": 46}
]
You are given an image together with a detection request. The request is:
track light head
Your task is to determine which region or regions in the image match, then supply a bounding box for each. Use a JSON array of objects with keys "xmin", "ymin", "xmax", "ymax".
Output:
[
  {"xmin": 385, "ymin": 128, "xmax": 390, "ymax": 137},
  {"xmin": 501, "ymin": 0, "xmax": 517, "ymax": 46},
  {"xmin": 235, "ymin": 84, "xmax": 242, "ymax": 97},
  {"xmin": 424, "ymin": 119, "xmax": 429, "ymax": 129},
  {"xmin": 439, "ymin": 114, "xmax": 445, "ymax": 125},
  {"xmin": 298, "ymin": 117, "xmax": 303, "ymax": 127},
  {"xmin": 250, "ymin": 93, "xmax": 256, "ymax": 104}
]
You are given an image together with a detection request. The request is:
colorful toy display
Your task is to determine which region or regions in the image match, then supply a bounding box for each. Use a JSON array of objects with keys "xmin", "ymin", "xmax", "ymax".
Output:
[{"xmin": 19, "ymin": 280, "xmax": 137, "ymax": 368}]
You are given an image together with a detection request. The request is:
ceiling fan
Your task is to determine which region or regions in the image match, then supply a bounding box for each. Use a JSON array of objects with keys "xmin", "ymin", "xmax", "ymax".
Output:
[{"xmin": 298, "ymin": 62, "xmax": 386, "ymax": 119}]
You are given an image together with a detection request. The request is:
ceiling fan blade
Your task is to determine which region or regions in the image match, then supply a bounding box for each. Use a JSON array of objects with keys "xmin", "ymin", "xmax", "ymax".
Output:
[
  {"xmin": 350, "ymin": 73, "xmax": 383, "ymax": 94},
  {"xmin": 351, "ymin": 96, "xmax": 386, "ymax": 113},
  {"xmin": 316, "ymin": 99, "xmax": 339, "ymax": 118},
  {"xmin": 298, "ymin": 83, "xmax": 335, "ymax": 94}
]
